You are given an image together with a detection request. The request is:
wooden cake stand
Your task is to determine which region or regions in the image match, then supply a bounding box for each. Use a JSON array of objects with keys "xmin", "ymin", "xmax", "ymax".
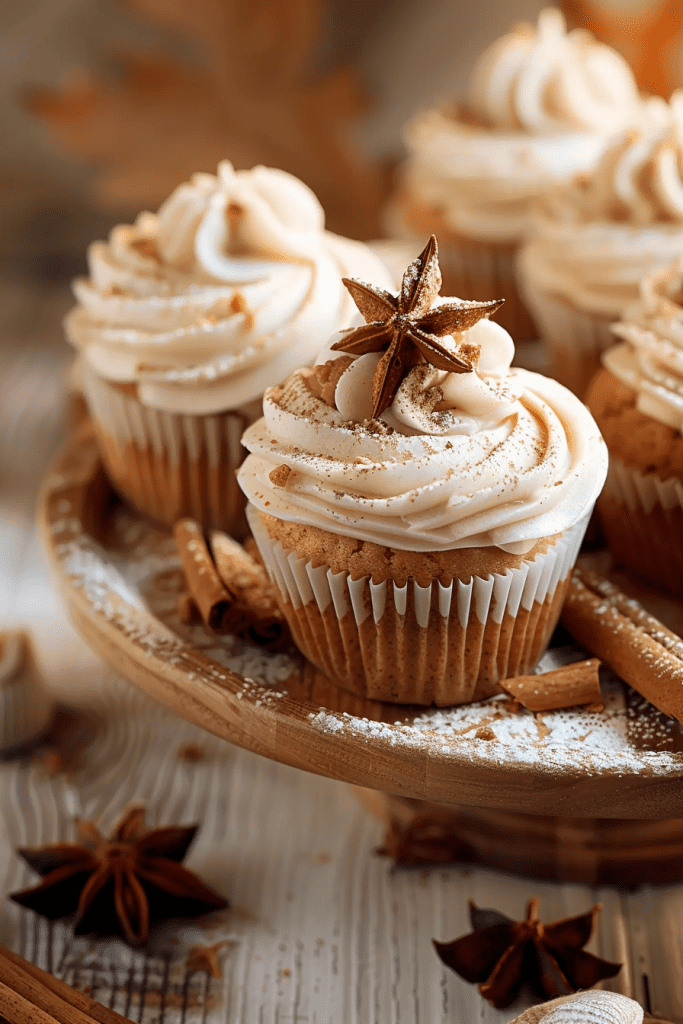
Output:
[{"xmin": 40, "ymin": 428, "xmax": 683, "ymax": 886}]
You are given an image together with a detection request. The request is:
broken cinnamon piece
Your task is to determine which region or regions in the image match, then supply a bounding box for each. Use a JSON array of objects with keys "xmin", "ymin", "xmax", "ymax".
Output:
[
  {"xmin": 562, "ymin": 568, "xmax": 683, "ymax": 724},
  {"xmin": 210, "ymin": 530, "xmax": 288, "ymax": 645},
  {"xmin": 474, "ymin": 726, "xmax": 496, "ymax": 741},
  {"xmin": 173, "ymin": 520, "xmax": 232, "ymax": 632},
  {"xmin": 500, "ymin": 658, "xmax": 602, "ymax": 712}
]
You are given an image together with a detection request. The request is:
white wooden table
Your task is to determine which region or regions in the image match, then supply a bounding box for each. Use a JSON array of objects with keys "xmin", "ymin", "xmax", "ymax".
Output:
[{"xmin": 1, "ymin": 279, "xmax": 683, "ymax": 1024}]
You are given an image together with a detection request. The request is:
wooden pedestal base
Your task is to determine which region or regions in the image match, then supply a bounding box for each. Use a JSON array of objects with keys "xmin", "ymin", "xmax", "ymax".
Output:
[{"xmin": 357, "ymin": 788, "xmax": 683, "ymax": 887}]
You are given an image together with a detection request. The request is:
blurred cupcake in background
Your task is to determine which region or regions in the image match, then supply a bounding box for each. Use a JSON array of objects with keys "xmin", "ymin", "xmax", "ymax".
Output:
[
  {"xmin": 587, "ymin": 257, "xmax": 683, "ymax": 597},
  {"xmin": 387, "ymin": 8, "xmax": 642, "ymax": 343},
  {"xmin": 238, "ymin": 238, "xmax": 608, "ymax": 706},
  {"xmin": 517, "ymin": 94, "xmax": 683, "ymax": 398},
  {"xmin": 65, "ymin": 162, "xmax": 392, "ymax": 536}
]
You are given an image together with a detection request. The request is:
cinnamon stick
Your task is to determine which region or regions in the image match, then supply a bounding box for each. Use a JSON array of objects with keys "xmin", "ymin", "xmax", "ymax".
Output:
[
  {"xmin": 561, "ymin": 568, "xmax": 683, "ymax": 723},
  {"xmin": 173, "ymin": 519, "xmax": 232, "ymax": 631},
  {"xmin": 0, "ymin": 979, "xmax": 62, "ymax": 1024},
  {"xmin": 0, "ymin": 944, "xmax": 129, "ymax": 1024},
  {"xmin": 210, "ymin": 530, "xmax": 287, "ymax": 645},
  {"xmin": 500, "ymin": 658, "xmax": 603, "ymax": 712}
]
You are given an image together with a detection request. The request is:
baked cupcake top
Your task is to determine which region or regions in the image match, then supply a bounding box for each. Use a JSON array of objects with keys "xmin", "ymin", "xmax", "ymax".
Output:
[
  {"xmin": 238, "ymin": 238, "xmax": 607, "ymax": 553},
  {"xmin": 606, "ymin": 257, "xmax": 683, "ymax": 432},
  {"xmin": 65, "ymin": 162, "xmax": 392, "ymax": 415},
  {"xmin": 398, "ymin": 9, "xmax": 642, "ymax": 242},
  {"xmin": 518, "ymin": 95, "xmax": 683, "ymax": 317}
]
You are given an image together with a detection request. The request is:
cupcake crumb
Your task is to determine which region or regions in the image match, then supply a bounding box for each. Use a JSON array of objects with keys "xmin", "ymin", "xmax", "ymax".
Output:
[{"xmin": 269, "ymin": 465, "xmax": 292, "ymax": 487}]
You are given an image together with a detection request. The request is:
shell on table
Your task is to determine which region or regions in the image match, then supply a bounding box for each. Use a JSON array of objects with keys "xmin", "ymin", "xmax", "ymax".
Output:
[{"xmin": 510, "ymin": 991, "xmax": 643, "ymax": 1024}]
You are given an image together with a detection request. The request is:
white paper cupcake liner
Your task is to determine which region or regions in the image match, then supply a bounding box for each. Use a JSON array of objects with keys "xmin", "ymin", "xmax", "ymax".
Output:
[
  {"xmin": 603, "ymin": 457, "xmax": 683, "ymax": 514},
  {"xmin": 247, "ymin": 508, "xmax": 589, "ymax": 705},
  {"xmin": 1, "ymin": 632, "xmax": 54, "ymax": 753},
  {"xmin": 597, "ymin": 456, "xmax": 683, "ymax": 596},
  {"xmin": 517, "ymin": 274, "xmax": 615, "ymax": 398},
  {"xmin": 82, "ymin": 366, "xmax": 257, "ymax": 534}
]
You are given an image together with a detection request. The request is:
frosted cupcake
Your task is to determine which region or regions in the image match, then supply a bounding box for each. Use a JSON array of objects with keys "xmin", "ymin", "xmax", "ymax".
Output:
[
  {"xmin": 388, "ymin": 8, "xmax": 642, "ymax": 343},
  {"xmin": 65, "ymin": 162, "xmax": 392, "ymax": 535},
  {"xmin": 517, "ymin": 94, "xmax": 683, "ymax": 398},
  {"xmin": 238, "ymin": 238, "xmax": 608, "ymax": 706},
  {"xmin": 587, "ymin": 257, "xmax": 683, "ymax": 597}
]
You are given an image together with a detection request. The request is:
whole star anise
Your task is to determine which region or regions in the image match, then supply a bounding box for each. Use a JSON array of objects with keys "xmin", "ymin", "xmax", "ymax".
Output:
[
  {"xmin": 10, "ymin": 805, "xmax": 227, "ymax": 946},
  {"xmin": 433, "ymin": 899, "xmax": 621, "ymax": 1009},
  {"xmin": 331, "ymin": 235, "xmax": 504, "ymax": 417},
  {"xmin": 378, "ymin": 814, "xmax": 476, "ymax": 867}
]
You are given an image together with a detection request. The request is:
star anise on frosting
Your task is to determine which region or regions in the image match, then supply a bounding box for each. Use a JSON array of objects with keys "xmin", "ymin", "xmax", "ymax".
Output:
[
  {"xmin": 10, "ymin": 804, "xmax": 227, "ymax": 946},
  {"xmin": 433, "ymin": 899, "xmax": 621, "ymax": 1009},
  {"xmin": 331, "ymin": 235, "xmax": 504, "ymax": 417}
]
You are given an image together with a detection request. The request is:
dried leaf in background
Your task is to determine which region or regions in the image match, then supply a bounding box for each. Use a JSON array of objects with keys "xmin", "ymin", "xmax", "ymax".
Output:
[{"xmin": 24, "ymin": 0, "xmax": 388, "ymax": 239}]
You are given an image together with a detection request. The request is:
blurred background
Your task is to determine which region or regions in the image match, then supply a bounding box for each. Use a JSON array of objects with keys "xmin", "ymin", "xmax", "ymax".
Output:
[{"xmin": 0, "ymin": 0, "xmax": 681, "ymax": 293}]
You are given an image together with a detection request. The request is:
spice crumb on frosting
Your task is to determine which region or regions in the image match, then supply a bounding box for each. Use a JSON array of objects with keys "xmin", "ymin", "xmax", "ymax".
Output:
[{"xmin": 238, "ymin": 238, "xmax": 608, "ymax": 557}]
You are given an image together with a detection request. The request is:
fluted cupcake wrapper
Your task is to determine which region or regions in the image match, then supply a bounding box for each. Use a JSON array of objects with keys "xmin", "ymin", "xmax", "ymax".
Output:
[
  {"xmin": 248, "ymin": 507, "xmax": 589, "ymax": 706},
  {"xmin": 82, "ymin": 366, "xmax": 258, "ymax": 535},
  {"xmin": 0, "ymin": 632, "xmax": 54, "ymax": 753},
  {"xmin": 516, "ymin": 273, "xmax": 615, "ymax": 399},
  {"xmin": 597, "ymin": 456, "xmax": 683, "ymax": 598}
]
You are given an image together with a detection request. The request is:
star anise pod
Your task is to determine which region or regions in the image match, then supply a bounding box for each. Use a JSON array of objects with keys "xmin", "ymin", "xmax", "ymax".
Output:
[
  {"xmin": 433, "ymin": 899, "xmax": 621, "ymax": 1009},
  {"xmin": 377, "ymin": 815, "xmax": 476, "ymax": 867},
  {"xmin": 331, "ymin": 235, "xmax": 504, "ymax": 417},
  {"xmin": 10, "ymin": 804, "xmax": 227, "ymax": 946}
]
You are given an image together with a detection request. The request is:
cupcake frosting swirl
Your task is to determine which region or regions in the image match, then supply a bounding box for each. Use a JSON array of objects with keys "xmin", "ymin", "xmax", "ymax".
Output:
[
  {"xmin": 550, "ymin": 94, "xmax": 683, "ymax": 224},
  {"xmin": 397, "ymin": 9, "xmax": 642, "ymax": 243},
  {"xmin": 606, "ymin": 258, "xmax": 683, "ymax": 432},
  {"xmin": 238, "ymin": 316, "xmax": 607, "ymax": 553},
  {"xmin": 65, "ymin": 162, "xmax": 392, "ymax": 415},
  {"xmin": 468, "ymin": 8, "xmax": 640, "ymax": 134},
  {"xmin": 518, "ymin": 96, "xmax": 683, "ymax": 317}
]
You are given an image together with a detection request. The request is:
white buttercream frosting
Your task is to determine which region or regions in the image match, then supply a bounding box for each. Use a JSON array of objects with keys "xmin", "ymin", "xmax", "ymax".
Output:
[
  {"xmin": 398, "ymin": 9, "xmax": 642, "ymax": 243},
  {"xmin": 517, "ymin": 95, "xmax": 683, "ymax": 318},
  {"xmin": 238, "ymin": 315, "xmax": 607, "ymax": 553},
  {"xmin": 606, "ymin": 257, "xmax": 683, "ymax": 432},
  {"xmin": 468, "ymin": 8, "xmax": 640, "ymax": 135},
  {"xmin": 65, "ymin": 162, "xmax": 392, "ymax": 415}
]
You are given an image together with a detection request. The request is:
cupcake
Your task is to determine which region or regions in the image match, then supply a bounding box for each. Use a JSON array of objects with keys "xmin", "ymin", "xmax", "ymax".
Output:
[
  {"xmin": 65, "ymin": 162, "xmax": 392, "ymax": 535},
  {"xmin": 238, "ymin": 238, "xmax": 607, "ymax": 706},
  {"xmin": 388, "ymin": 8, "xmax": 642, "ymax": 343},
  {"xmin": 517, "ymin": 93, "xmax": 683, "ymax": 398},
  {"xmin": 587, "ymin": 257, "xmax": 683, "ymax": 598}
]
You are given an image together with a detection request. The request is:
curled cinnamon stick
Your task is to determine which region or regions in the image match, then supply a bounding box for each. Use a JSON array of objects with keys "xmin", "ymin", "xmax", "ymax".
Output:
[
  {"xmin": 173, "ymin": 520, "xmax": 288, "ymax": 647},
  {"xmin": 500, "ymin": 658, "xmax": 603, "ymax": 712},
  {"xmin": 210, "ymin": 531, "xmax": 287, "ymax": 645},
  {"xmin": 173, "ymin": 520, "xmax": 232, "ymax": 632},
  {"xmin": 561, "ymin": 568, "xmax": 683, "ymax": 723}
]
